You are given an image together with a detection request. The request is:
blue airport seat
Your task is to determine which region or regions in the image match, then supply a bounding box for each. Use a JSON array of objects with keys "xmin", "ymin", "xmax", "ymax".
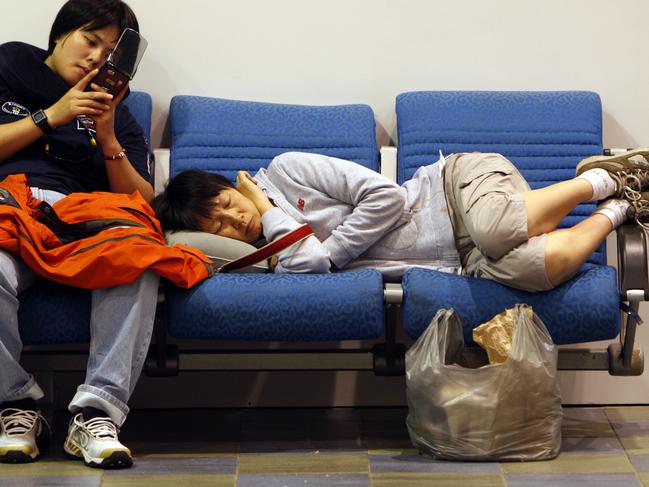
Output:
[
  {"xmin": 165, "ymin": 96, "xmax": 385, "ymax": 342},
  {"xmin": 396, "ymin": 91, "xmax": 620, "ymax": 347}
]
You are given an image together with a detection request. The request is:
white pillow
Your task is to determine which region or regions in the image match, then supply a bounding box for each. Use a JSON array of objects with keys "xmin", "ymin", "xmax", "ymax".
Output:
[{"xmin": 165, "ymin": 231, "xmax": 268, "ymax": 273}]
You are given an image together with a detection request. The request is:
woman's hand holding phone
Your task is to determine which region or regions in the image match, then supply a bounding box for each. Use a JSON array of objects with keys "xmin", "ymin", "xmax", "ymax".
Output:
[
  {"xmin": 45, "ymin": 68, "xmax": 128, "ymax": 153},
  {"xmin": 88, "ymin": 74, "xmax": 129, "ymax": 149},
  {"xmin": 44, "ymin": 69, "xmax": 113, "ymax": 129}
]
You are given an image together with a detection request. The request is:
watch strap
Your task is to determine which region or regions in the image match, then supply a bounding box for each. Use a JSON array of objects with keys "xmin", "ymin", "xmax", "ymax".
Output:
[{"xmin": 31, "ymin": 109, "xmax": 53, "ymax": 135}]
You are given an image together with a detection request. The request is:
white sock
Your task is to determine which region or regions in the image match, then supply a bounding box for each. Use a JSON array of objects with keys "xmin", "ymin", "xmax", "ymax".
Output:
[
  {"xmin": 577, "ymin": 168, "xmax": 617, "ymax": 201},
  {"xmin": 593, "ymin": 199, "xmax": 631, "ymax": 229}
]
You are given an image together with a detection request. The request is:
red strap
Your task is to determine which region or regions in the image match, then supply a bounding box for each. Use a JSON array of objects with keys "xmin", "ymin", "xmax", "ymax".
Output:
[{"xmin": 218, "ymin": 223, "xmax": 315, "ymax": 273}]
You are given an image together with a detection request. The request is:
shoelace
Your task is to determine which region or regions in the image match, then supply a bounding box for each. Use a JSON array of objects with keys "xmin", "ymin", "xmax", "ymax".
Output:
[
  {"xmin": 626, "ymin": 191, "xmax": 649, "ymax": 230},
  {"xmin": 611, "ymin": 170, "xmax": 649, "ymax": 229},
  {"xmin": 611, "ymin": 169, "xmax": 649, "ymax": 195},
  {"xmin": 0, "ymin": 409, "xmax": 41, "ymax": 436},
  {"xmin": 81, "ymin": 417, "xmax": 119, "ymax": 440}
]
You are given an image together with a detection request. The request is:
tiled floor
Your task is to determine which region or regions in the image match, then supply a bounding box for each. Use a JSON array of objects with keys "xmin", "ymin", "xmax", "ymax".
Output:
[{"xmin": 1, "ymin": 406, "xmax": 649, "ymax": 486}]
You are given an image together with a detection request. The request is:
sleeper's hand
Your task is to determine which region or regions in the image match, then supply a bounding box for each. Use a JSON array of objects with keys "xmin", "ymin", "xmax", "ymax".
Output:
[
  {"xmin": 236, "ymin": 171, "xmax": 274, "ymax": 215},
  {"xmin": 44, "ymin": 69, "xmax": 113, "ymax": 128}
]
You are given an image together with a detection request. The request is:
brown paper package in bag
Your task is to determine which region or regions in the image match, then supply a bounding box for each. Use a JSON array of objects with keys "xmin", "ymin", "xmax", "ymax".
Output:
[{"xmin": 473, "ymin": 305, "xmax": 534, "ymax": 364}]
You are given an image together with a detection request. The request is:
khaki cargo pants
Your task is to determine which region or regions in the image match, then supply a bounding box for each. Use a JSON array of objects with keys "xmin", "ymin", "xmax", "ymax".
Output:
[{"xmin": 443, "ymin": 152, "xmax": 553, "ymax": 292}]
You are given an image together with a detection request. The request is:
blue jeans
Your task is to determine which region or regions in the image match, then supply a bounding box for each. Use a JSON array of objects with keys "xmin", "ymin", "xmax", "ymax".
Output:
[{"xmin": 0, "ymin": 189, "xmax": 159, "ymax": 426}]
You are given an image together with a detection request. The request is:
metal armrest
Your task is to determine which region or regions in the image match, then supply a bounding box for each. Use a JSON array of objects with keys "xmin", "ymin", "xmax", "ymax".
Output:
[
  {"xmin": 617, "ymin": 222, "xmax": 649, "ymax": 299},
  {"xmin": 373, "ymin": 283, "xmax": 405, "ymax": 376},
  {"xmin": 609, "ymin": 223, "xmax": 647, "ymax": 375}
]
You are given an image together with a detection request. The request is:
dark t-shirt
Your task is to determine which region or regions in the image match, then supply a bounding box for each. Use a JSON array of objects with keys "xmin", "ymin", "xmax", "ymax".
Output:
[{"xmin": 0, "ymin": 42, "xmax": 151, "ymax": 195}]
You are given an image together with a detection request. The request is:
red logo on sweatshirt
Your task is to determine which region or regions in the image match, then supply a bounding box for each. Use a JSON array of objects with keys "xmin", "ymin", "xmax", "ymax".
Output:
[{"xmin": 297, "ymin": 198, "xmax": 305, "ymax": 211}]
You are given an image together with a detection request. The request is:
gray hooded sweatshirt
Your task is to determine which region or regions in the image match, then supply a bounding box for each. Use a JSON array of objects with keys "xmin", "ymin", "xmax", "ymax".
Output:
[{"xmin": 254, "ymin": 152, "xmax": 460, "ymax": 280}]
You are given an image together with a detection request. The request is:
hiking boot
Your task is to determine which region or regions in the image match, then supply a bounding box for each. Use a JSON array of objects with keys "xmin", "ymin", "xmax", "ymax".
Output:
[
  {"xmin": 0, "ymin": 408, "xmax": 51, "ymax": 463},
  {"xmin": 624, "ymin": 190, "xmax": 649, "ymax": 230},
  {"xmin": 576, "ymin": 149, "xmax": 649, "ymax": 176},
  {"xmin": 608, "ymin": 170, "xmax": 649, "ymax": 199},
  {"xmin": 63, "ymin": 413, "xmax": 132, "ymax": 469}
]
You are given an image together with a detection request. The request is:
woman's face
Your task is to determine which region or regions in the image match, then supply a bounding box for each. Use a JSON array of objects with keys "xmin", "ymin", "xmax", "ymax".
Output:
[
  {"xmin": 202, "ymin": 188, "xmax": 263, "ymax": 244},
  {"xmin": 45, "ymin": 24, "xmax": 121, "ymax": 86}
]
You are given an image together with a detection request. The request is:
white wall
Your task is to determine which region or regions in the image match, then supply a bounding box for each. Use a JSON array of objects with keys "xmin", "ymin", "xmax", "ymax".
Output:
[
  {"xmin": 9, "ymin": 0, "xmax": 649, "ymax": 149},
  {"xmin": 5, "ymin": 0, "xmax": 649, "ymax": 404}
]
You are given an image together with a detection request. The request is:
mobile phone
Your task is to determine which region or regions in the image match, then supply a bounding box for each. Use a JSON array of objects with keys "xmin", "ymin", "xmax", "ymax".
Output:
[
  {"xmin": 90, "ymin": 63, "xmax": 130, "ymax": 95},
  {"xmin": 87, "ymin": 28, "xmax": 148, "ymax": 95}
]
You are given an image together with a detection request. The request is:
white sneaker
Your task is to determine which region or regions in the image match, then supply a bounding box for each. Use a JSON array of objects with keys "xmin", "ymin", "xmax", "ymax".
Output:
[
  {"xmin": 63, "ymin": 413, "xmax": 132, "ymax": 468},
  {"xmin": 0, "ymin": 408, "xmax": 51, "ymax": 463}
]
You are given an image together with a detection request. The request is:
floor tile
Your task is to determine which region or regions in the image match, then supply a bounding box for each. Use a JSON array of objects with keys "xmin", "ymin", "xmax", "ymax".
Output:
[
  {"xmin": 237, "ymin": 473, "xmax": 370, "ymax": 486},
  {"xmin": 370, "ymin": 472, "xmax": 505, "ymax": 487},
  {"xmin": 560, "ymin": 436, "xmax": 624, "ymax": 454},
  {"xmin": 562, "ymin": 408, "xmax": 616, "ymax": 437},
  {"xmin": 630, "ymin": 454, "xmax": 649, "ymax": 472},
  {"xmin": 0, "ymin": 477, "xmax": 101, "ymax": 487},
  {"xmin": 504, "ymin": 473, "xmax": 641, "ymax": 487},
  {"xmin": 369, "ymin": 450, "xmax": 500, "ymax": 473},
  {"xmin": 238, "ymin": 452, "xmax": 368, "ymax": 474},
  {"xmin": 619, "ymin": 437, "xmax": 649, "ymax": 453},
  {"xmin": 605, "ymin": 407, "xmax": 649, "ymax": 422},
  {"xmin": 104, "ymin": 454, "xmax": 237, "ymax": 475},
  {"xmin": 100, "ymin": 474, "xmax": 235, "ymax": 487},
  {"xmin": 639, "ymin": 472, "xmax": 649, "ymax": 487},
  {"xmin": 501, "ymin": 454, "xmax": 634, "ymax": 474},
  {"xmin": 611, "ymin": 420, "xmax": 649, "ymax": 437},
  {"xmin": 0, "ymin": 460, "xmax": 99, "ymax": 477}
]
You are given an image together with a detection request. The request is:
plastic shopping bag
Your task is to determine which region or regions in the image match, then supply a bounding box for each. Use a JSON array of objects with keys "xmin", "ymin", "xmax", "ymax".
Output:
[{"xmin": 405, "ymin": 305, "xmax": 562, "ymax": 461}]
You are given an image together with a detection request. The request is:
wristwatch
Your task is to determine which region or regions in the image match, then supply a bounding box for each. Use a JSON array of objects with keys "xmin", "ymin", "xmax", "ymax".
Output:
[{"xmin": 31, "ymin": 109, "xmax": 53, "ymax": 135}]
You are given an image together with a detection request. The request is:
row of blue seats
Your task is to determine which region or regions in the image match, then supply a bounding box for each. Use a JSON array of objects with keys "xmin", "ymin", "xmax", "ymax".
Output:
[{"xmin": 19, "ymin": 90, "xmax": 645, "ymax": 384}]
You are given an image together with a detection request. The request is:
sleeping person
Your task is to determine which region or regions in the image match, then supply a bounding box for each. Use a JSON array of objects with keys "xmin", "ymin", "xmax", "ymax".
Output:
[{"xmin": 152, "ymin": 149, "xmax": 649, "ymax": 292}]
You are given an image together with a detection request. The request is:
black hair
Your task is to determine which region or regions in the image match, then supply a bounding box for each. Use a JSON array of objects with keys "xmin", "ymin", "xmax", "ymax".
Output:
[
  {"xmin": 48, "ymin": 0, "xmax": 139, "ymax": 54},
  {"xmin": 152, "ymin": 170, "xmax": 234, "ymax": 232}
]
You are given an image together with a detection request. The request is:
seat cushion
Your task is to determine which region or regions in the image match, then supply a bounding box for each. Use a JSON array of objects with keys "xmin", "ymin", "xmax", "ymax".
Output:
[
  {"xmin": 402, "ymin": 264, "xmax": 620, "ymax": 345},
  {"xmin": 166, "ymin": 269, "xmax": 385, "ymax": 341}
]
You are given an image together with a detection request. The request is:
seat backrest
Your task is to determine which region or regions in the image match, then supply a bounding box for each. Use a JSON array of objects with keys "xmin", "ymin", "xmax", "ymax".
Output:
[
  {"xmin": 122, "ymin": 90, "xmax": 153, "ymax": 141},
  {"xmin": 169, "ymin": 96, "xmax": 379, "ymax": 181},
  {"xmin": 396, "ymin": 91, "xmax": 605, "ymax": 265}
]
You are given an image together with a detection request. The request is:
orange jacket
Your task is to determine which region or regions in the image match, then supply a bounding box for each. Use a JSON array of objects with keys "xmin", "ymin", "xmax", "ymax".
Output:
[{"xmin": 0, "ymin": 174, "xmax": 213, "ymax": 289}]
